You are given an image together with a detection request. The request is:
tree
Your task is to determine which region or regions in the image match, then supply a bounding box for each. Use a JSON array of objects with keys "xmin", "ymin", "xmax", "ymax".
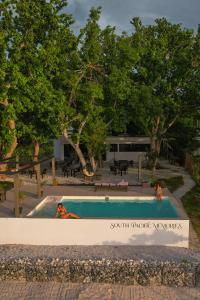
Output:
[
  {"xmin": 101, "ymin": 27, "xmax": 139, "ymax": 134},
  {"xmin": 167, "ymin": 117, "xmax": 200, "ymax": 163},
  {"xmin": 0, "ymin": 1, "xmax": 20, "ymax": 170},
  {"xmin": 0, "ymin": 0, "xmax": 75, "ymax": 168},
  {"xmin": 60, "ymin": 7, "xmax": 105, "ymax": 175},
  {"xmin": 129, "ymin": 18, "xmax": 199, "ymax": 171}
]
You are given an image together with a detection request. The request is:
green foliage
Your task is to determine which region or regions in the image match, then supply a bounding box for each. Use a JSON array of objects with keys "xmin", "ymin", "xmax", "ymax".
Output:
[
  {"xmin": 0, "ymin": 181, "xmax": 13, "ymax": 191},
  {"xmin": 167, "ymin": 117, "xmax": 200, "ymax": 160},
  {"xmin": 58, "ymin": 7, "xmax": 108, "ymax": 163},
  {"xmin": 192, "ymin": 155, "xmax": 200, "ymax": 184},
  {"xmin": 1, "ymin": 3, "xmax": 200, "ymax": 169},
  {"xmin": 0, "ymin": 0, "xmax": 74, "ymax": 159},
  {"xmin": 82, "ymin": 118, "xmax": 107, "ymax": 158},
  {"xmin": 15, "ymin": 141, "xmax": 53, "ymax": 159},
  {"xmin": 182, "ymin": 185, "xmax": 200, "ymax": 239},
  {"xmin": 126, "ymin": 18, "xmax": 200, "ymax": 168}
]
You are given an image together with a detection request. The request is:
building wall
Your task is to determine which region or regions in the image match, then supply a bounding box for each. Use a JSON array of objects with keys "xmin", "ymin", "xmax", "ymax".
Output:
[
  {"xmin": 105, "ymin": 136, "xmax": 150, "ymax": 162},
  {"xmin": 53, "ymin": 136, "xmax": 150, "ymax": 162},
  {"xmin": 53, "ymin": 139, "xmax": 64, "ymax": 161},
  {"xmin": 106, "ymin": 151, "xmax": 145, "ymax": 162}
]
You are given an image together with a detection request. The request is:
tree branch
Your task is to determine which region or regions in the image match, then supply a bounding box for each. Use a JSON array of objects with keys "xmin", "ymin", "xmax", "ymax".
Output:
[
  {"xmin": 77, "ymin": 115, "xmax": 89, "ymax": 145},
  {"xmin": 63, "ymin": 128, "xmax": 75, "ymax": 149},
  {"xmin": 161, "ymin": 115, "xmax": 179, "ymax": 135},
  {"xmin": 0, "ymin": 98, "xmax": 9, "ymax": 107},
  {"xmin": 69, "ymin": 68, "xmax": 86, "ymax": 106}
]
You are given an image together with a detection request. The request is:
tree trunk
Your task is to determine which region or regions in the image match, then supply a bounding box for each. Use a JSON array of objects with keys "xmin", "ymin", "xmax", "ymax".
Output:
[
  {"xmin": 149, "ymin": 115, "xmax": 178, "ymax": 175},
  {"xmin": 90, "ymin": 156, "xmax": 97, "ymax": 173},
  {"xmin": 33, "ymin": 141, "xmax": 40, "ymax": 161},
  {"xmin": 74, "ymin": 145, "xmax": 94, "ymax": 176},
  {"xmin": 151, "ymin": 137, "xmax": 162, "ymax": 175},
  {"xmin": 0, "ymin": 163, "xmax": 7, "ymax": 179},
  {"xmin": 33, "ymin": 141, "xmax": 40, "ymax": 172},
  {"xmin": 63, "ymin": 129, "xmax": 94, "ymax": 176}
]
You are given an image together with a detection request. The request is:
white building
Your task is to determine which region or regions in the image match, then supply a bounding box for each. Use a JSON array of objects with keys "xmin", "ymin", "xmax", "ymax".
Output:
[
  {"xmin": 53, "ymin": 135, "xmax": 151, "ymax": 162},
  {"xmin": 105, "ymin": 136, "xmax": 150, "ymax": 162},
  {"xmin": 53, "ymin": 136, "xmax": 71, "ymax": 161}
]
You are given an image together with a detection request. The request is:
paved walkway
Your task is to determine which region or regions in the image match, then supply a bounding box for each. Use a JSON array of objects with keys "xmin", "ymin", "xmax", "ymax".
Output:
[
  {"xmin": 173, "ymin": 170, "xmax": 195, "ymax": 199},
  {"xmin": 156, "ymin": 160, "xmax": 195, "ymax": 198},
  {"xmin": 0, "ymin": 281, "xmax": 200, "ymax": 300},
  {"xmin": 159, "ymin": 160, "xmax": 199, "ymax": 248},
  {"xmin": 158, "ymin": 161, "xmax": 199, "ymax": 248}
]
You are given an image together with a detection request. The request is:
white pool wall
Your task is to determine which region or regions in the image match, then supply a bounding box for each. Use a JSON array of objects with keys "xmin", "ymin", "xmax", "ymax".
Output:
[
  {"xmin": 0, "ymin": 196, "xmax": 189, "ymax": 248},
  {"xmin": 0, "ymin": 218, "xmax": 189, "ymax": 247}
]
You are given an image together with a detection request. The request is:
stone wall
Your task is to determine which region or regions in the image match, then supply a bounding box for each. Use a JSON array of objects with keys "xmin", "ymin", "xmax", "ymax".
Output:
[{"xmin": 0, "ymin": 257, "xmax": 199, "ymax": 287}]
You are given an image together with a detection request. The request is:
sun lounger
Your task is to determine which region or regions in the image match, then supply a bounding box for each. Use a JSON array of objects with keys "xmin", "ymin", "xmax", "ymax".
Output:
[
  {"xmin": 117, "ymin": 181, "xmax": 129, "ymax": 191},
  {"xmin": 94, "ymin": 181, "xmax": 128, "ymax": 191}
]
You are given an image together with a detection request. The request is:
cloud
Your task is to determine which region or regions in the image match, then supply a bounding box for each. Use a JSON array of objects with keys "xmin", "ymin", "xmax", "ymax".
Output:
[{"xmin": 66, "ymin": 0, "xmax": 200, "ymax": 33}]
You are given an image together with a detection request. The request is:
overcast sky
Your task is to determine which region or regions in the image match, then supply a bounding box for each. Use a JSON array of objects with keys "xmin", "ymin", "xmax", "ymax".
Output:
[{"xmin": 67, "ymin": 0, "xmax": 200, "ymax": 33}]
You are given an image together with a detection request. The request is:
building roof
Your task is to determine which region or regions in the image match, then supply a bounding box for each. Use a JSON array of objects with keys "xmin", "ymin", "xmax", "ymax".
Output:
[{"xmin": 105, "ymin": 136, "xmax": 151, "ymax": 144}]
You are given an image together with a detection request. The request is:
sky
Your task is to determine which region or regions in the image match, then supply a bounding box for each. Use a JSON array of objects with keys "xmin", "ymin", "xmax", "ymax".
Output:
[{"xmin": 67, "ymin": 0, "xmax": 200, "ymax": 33}]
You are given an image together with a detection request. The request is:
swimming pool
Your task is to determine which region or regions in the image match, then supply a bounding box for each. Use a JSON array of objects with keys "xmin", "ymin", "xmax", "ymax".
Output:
[
  {"xmin": 28, "ymin": 196, "xmax": 179, "ymax": 219},
  {"xmin": 0, "ymin": 196, "xmax": 188, "ymax": 247}
]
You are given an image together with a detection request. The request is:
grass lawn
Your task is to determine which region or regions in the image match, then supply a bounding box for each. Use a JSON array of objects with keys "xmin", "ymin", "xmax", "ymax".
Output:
[
  {"xmin": 181, "ymin": 185, "xmax": 200, "ymax": 239},
  {"xmin": 151, "ymin": 176, "xmax": 184, "ymax": 193}
]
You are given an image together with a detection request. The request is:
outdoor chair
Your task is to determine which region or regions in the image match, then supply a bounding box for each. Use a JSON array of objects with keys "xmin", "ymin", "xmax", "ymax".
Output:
[
  {"xmin": 28, "ymin": 169, "xmax": 36, "ymax": 179},
  {"xmin": 110, "ymin": 165, "xmax": 117, "ymax": 175},
  {"xmin": 20, "ymin": 168, "xmax": 27, "ymax": 175},
  {"xmin": 118, "ymin": 164, "xmax": 128, "ymax": 176},
  {"xmin": 118, "ymin": 160, "xmax": 129, "ymax": 167},
  {"xmin": 62, "ymin": 166, "xmax": 70, "ymax": 177},
  {"xmin": 114, "ymin": 160, "xmax": 119, "ymax": 167},
  {"xmin": 41, "ymin": 168, "xmax": 47, "ymax": 179},
  {"xmin": 70, "ymin": 163, "xmax": 81, "ymax": 177}
]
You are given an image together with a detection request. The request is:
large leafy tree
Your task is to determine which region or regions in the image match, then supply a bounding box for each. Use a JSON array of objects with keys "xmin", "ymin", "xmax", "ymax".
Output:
[
  {"xmin": 60, "ymin": 7, "xmax": 106, "ymax": 174},
  {"xmin": 167, "ymin": 117, "xmax": 200, "ymax": 161},
  {"xmin": 10, "ymin": 0, "xmax": 74, "ymax": 160},
  {"xmin": 0, "ymin": 1, "xmax": 21, "ymax": 169},
  {"xmin": 61, "ymin": 8, "xmax": 138, "ymax": 174},
  {"xmin": 96, "ymin": 22, "xmax": 139, "ymax": 136},
  {"xmin": 129, "ymin": 18, "xmax": 200, "ymax": 171}
]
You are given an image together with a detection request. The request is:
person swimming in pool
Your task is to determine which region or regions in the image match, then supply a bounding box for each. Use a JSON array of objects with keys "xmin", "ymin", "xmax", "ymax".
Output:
[{"xmin": 55, "ymin": 203, "xmax": 80, "ymax": 219}]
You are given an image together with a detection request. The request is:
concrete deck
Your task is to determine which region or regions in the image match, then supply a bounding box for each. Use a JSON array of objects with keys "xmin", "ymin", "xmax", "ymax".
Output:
[{"xmin": 0, "ymin": 281, "xmax": 200, "ymax": 300}]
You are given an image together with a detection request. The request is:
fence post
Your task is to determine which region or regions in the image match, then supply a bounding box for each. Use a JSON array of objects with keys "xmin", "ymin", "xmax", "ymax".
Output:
[
  {"xmin": 35, "ymin": 163, "xmax": 41, "ymax": 198},
  {"xmin": 138, "ymin": 154, "xmax": 142, "ymax": 182},
  {"xmin": 52, "ymin": 157, "xmax": 56, "ymax": 185},
  {"xmin": 14, "ymin": 173, "xmax": 20, "ymax": 217},
  {"xmin": 16, "ymin": 155, "xmax": 19, "ymax": 171}
]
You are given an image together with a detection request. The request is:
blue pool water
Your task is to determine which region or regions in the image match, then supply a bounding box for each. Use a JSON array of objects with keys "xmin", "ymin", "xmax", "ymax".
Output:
[{"xmin": 30, "ymin": 198, "xmax": 179, "ymax": 219}]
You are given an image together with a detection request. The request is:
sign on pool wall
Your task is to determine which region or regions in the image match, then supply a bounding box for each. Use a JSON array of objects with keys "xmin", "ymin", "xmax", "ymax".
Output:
[
  {"xmin": 108, "ymin": 220, "xmax": 189, "ymax": 247},
  {"xmin": 0, "ymin": 218, "xmax": 189, "ymax": 247}
]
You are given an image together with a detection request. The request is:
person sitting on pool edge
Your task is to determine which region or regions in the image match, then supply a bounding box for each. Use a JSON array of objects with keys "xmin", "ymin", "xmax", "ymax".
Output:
[
  {"xmin": 154, "ymin": 182, "xmax": 163, "ymax": 201},
  {"xmin": 55, "ymin": 203, "xmax": 80, "ymax": 219}
]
